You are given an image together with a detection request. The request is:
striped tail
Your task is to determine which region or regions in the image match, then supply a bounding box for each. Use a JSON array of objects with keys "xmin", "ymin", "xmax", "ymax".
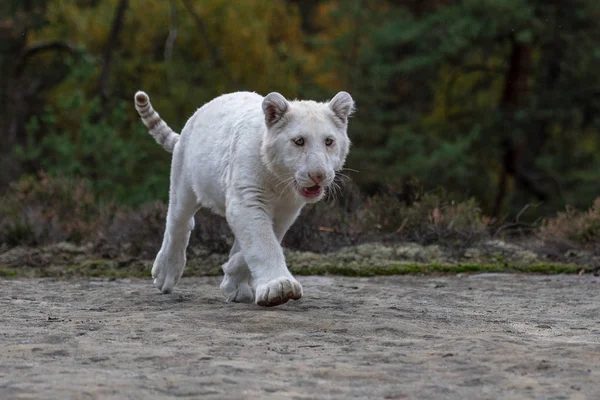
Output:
[{"xmin": 134, "ymin": 91, "xmax": 179, "ymax": 153}]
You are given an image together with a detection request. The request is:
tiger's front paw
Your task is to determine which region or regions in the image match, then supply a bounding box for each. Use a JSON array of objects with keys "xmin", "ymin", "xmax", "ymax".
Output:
[{"xmin": 255, "ymin": 277, "xmax": 302, "ymax": 307}]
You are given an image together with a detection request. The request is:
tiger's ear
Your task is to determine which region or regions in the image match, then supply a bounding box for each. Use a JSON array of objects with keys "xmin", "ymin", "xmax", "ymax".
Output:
[
  {"xmin": 329, "ymin": 91, "xmax": 355, "ymax": 124},
  {"xmin": 262, "ymin": 92, "xmax": 289, "ymax": 127}
]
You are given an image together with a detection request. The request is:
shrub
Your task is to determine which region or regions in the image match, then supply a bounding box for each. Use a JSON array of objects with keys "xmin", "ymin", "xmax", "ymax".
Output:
[
  {"xmin": 98, "ymin": 201, "xmax": 168, "ymax": 258},
  {"xmin": 360, "ymin": 184, "xmax": 493, "ymax": 248},
  {"xmin": 0, "ymin": 172, "xmax": 107, "ymax": 246},
  {"xmin": 284, "ymin": 180, "xmax": 493, "ymax": 252},
  {"xmin": 539, "ymin": 198, "xmax": 600, "ymax": 253},
  {"xmin": 1, "ymin": 174, "xmax": 494, "ymax": 256},
  {"xmin": 0, "ymin": 173, "xmax": 234, "ymax": 257}
]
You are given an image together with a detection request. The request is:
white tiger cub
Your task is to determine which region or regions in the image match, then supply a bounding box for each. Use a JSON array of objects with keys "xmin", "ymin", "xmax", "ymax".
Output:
[{"xmin": 134, "ymin": 90, "xmax": 354, "ymax": 306}]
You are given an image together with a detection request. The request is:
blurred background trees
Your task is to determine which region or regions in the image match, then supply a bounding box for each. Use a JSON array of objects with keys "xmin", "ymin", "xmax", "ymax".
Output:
[{"xmin": 1, "ymin": 0, "xmax": 599, "ymax": 218}]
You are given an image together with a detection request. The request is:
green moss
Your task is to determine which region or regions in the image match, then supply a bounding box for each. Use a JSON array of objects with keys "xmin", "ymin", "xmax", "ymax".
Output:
[
  {"xmin": 290, "ymin": 262, "xmax": 587, "ymax": 276},
  {"xmin": 0, "ymin": 268, "xmax": 18, "ymax": 277},
  {"xmin": 0, "ymin": 259, "xmax": 589, "ymax": 279}
]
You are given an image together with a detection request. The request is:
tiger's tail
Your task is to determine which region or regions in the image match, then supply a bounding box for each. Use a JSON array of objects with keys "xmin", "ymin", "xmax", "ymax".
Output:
[{"xmin": 134, "ymin": 91, "xmax": 179, "ymax": 153}]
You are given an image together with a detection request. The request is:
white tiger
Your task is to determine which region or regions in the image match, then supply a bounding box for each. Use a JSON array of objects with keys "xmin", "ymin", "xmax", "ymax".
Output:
[{"xmin": 134, "ymin": 90, "xmax": 354, "ymax": 306}]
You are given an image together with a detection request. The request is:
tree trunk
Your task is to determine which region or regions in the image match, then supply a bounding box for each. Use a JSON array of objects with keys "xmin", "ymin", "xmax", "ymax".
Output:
[
  {"xmin": 0, "ymin": 0, "xmax": 34, "ymax": 186},
  {"xmin": 97, "ymin": 0, "xmax": 129, "ymax": 101},
  {"xmin": 492, "ymin": 38, "xmax": 533, "ymax": 216}
]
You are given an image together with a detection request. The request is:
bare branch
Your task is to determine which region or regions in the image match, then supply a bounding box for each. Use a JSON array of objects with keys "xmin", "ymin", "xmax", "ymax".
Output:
[{"xmin": 16, "ymin": 41, "xmax": 86, "ymax": 76}]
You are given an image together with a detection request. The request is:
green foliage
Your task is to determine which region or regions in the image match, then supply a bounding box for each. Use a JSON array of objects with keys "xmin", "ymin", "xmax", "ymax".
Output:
[
  {"xmin": 327, "ymin": 0, "xmax": 600, "ymax": 216},
  {"xmin": 16, "ymin": 94, "xmax": 169, "ymax": 204},
  {"xmin": 14, "ymin": 58, "xmax": 170, "ymax": 204},
  {"xmin": 3, "ymin": 0, "xmax": 313, "ymax": 205}
]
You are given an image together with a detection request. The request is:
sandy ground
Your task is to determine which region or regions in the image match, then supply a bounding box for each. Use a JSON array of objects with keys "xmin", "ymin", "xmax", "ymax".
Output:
[{"xmin": 1, "ymin": 274, "xmax": 599, "ymax": 400}]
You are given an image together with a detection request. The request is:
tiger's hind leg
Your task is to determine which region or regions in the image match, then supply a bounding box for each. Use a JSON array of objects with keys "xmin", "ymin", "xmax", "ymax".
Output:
[{"xmin": 152, "ymin": 149, "xmax": 197, "ymax": 294}]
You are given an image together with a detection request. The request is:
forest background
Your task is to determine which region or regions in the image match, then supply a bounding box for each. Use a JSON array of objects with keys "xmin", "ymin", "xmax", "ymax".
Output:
[{"xmin": 1, "ymin": 0, "xmax": 599, "ymax": 256}]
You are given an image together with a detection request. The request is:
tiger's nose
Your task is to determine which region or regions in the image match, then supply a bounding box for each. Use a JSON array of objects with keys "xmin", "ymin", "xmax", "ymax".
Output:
[{"xmin": 308, "ymin": 172, "xmax": 324, "ymax": 185}]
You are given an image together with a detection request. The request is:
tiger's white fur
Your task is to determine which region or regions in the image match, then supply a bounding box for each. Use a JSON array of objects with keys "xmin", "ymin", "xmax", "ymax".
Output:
[{"xmin": 134, "ymin": 90, "xmax": 354, "ymax": 306}]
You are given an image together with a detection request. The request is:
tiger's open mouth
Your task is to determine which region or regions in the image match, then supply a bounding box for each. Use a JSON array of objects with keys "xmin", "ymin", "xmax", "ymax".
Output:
[{"xmin": 299, "ymin": 185, "xmax": 323, "ymax": 199}]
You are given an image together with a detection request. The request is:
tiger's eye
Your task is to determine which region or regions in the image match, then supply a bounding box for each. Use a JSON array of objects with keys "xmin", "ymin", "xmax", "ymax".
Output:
[{"xmin": 294, "ymin": 137, "xmax": 305, "ymax": 146}]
